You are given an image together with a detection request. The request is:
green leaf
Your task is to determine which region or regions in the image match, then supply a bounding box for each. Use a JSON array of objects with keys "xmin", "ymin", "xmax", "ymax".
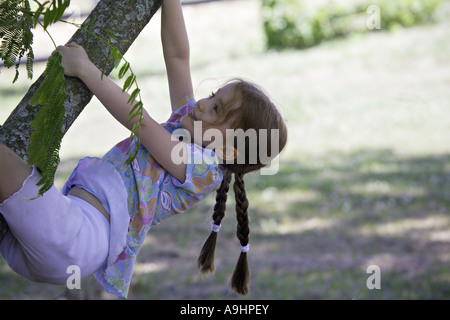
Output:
[
  {"xmin": 128, "ymin": 110, "xmax": 142, "ymax": 123},
  {"xmin": 0, "ymin": 0, "xmax": 35, "ymax": 83},
  {"xmin": 130, "ymin": 122, "xmax": 141, "ymax": 134},
  {"xmin": 129, "ymin": 100, "xmax": 143, "ymax": 114},
  {"xmin": 39, "ymin": 0, "xmax": 70, "ymax": 30},
  {"xmin": 123, "ymin": 74, "xmax": 136, "ymax": 92},
  {"xmin": 43, "ymin": 7, "xmax": 52, "ymax": 29},
  {"xmin": 33, "ymin": 1, "xmax": 49, "ymax": 28},
  {"xmin": 111, "ymin": 47, "xmax": 123, "ymax": 69},
  {"xmin": 128, "ymin": 88, "xmax": 140, "ymax": 104},
  {"xmin": 118, "ymin": 61, "xmax": 130, "ymax": 79},
  {"xmin": 27, "ymin": 52, "xmax": 66, "ymax": 197}
]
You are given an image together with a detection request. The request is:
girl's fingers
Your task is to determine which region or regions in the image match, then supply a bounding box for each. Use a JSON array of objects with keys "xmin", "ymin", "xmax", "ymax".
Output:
[
  {"xmin": 65, "ymin": 42, "xmax": 80, "ymax": 48},
  {"xmin": 57, "ymin": 43, "xmax": 80, "ymax": 52}
]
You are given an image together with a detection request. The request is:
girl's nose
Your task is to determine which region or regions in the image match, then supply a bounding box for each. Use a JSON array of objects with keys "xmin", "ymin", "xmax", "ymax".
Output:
[{"xmin": 197, "ymin": 100, "xmax": 205, "ymax": 112}]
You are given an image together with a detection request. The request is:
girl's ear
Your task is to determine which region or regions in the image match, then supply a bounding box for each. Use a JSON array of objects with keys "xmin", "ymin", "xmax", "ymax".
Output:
[{"xmin": 215, "ymin": 145, "xmax": 238, "ymax": 163}]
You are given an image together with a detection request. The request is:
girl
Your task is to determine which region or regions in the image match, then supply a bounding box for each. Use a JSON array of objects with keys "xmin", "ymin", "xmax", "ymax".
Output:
[{"xmin": 0, "ymin": 0, "xmax": 287, "ymax": 298}]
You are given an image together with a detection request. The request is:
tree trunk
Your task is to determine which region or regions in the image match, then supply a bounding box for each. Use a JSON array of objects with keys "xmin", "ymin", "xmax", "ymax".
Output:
[{"xmin": 0, "ymin": 0, "xmax": 163, "ymax": 243}]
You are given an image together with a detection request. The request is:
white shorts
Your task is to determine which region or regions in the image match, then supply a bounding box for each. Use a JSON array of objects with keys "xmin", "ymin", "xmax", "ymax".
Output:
[{"xmin": 0, "ymin": 167, "xmax": 110, "ymax": 285}]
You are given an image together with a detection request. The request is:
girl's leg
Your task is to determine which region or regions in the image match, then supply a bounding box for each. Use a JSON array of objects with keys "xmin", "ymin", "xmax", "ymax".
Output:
[
  {"xmin": 0, "ymin": 167, "xmax": 110, "ymax": 284},
  {"xmin": 0, "ymin": 143, "xmax": 32, "ymax": 203},
  {"xmin": 0, "ymin": 143, "xmax": 109, "ymax": 284}
]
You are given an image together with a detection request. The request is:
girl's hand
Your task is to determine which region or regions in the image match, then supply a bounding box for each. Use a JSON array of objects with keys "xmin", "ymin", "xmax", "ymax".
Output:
[{"xmin": 57, "ymin": 43, "xmax": 93, "ymax": 79}]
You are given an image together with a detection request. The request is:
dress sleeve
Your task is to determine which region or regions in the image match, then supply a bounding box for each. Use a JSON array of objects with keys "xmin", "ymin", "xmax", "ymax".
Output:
[
  {"xmin": 171, "ymin": 143, "xmax": 223, "ymax": 197},
  {"xmin": 165, "ymin": 96, "xmax": 196, "ymax": 126}
]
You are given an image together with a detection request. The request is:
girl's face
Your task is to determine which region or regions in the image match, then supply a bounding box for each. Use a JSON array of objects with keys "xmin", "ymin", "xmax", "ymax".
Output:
[{"xmin": 180, "ymin": 83, "xmax": 241, "ymax": 148}]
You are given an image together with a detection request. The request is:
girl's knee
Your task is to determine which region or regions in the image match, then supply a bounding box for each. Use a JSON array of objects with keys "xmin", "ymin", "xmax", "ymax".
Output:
[{"xmin": 0, "ymin": 143, "xmax": 32, "ymax": 203}]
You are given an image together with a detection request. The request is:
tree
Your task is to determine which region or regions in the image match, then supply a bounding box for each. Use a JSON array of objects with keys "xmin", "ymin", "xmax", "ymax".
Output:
[{"xmin": 0, "ymin": 0, "xmax": 163, "ymax": 244}]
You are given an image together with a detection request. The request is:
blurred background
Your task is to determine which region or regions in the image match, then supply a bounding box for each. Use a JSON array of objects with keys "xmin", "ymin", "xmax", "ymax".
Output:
[{"xmin": 1, "ymin": 0, "xmax": 450, "ymax": 299}]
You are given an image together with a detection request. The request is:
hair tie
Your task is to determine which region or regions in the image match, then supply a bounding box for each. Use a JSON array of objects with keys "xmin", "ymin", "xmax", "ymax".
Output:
[
  {"xmin": 240, "ymin": 244, "xmax": 250, "ymax": 253},
  {"xmin": 210, "ymin": 221, "xmax": 221, "ymax": 233}
]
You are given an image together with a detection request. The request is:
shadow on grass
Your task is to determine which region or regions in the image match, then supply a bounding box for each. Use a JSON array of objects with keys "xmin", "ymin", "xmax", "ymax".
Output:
[
  {"xmin": 242, "ymin": 148, "xmax": 450, "ymax": 299},
  {"xmin": 1, "ymin": 148, "xmax": 449, "ymax": 299},
  {"xmin": 248, "ymin": 148, "xmax": 450, "ymax": 218}
]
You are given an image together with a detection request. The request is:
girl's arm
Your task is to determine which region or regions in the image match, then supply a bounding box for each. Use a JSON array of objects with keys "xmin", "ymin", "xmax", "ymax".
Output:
[
  {"xmin": 161, "ymin": 0, "xmax": 194, "ymax": 110},
  {"xmin": 58, "ymin": 43, "xmax": 188, "ymax": 183}
]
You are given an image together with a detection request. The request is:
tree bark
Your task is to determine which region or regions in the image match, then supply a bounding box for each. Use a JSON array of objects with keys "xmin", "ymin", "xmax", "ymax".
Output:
[{"xmin": 0, "ymin": 0, "xmax": 163, "ymax": 243}]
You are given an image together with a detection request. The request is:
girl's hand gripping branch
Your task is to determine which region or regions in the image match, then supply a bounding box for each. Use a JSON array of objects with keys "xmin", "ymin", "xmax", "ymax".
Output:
[{"xmin": 57, "ymin": 43, "xmax": 91, "ymax": 78}]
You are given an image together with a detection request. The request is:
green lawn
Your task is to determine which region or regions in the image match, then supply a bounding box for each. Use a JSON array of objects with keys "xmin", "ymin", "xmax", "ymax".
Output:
[{"xmin": 1, "ymin": 0, "xmax": 450, "ymax": 299}]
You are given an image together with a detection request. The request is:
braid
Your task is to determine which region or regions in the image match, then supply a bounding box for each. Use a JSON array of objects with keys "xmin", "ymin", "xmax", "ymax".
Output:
[
  {"xmin": 233, "ymin": 171, "xmax": 249, "ymax": 246},
  {"xmin": 230, "ymin": 170, "xmax": 251, "ymax": 295},
  {"xmin": 197, "ymin": 169, "xmax": 232, "ymax": 274},
  {"xmin": 196, "ymin": 79, "xmax": 288, "ymax": 295},
  {"xmin": 212, "ymin": 169, "xmax": 231, "ymax": 226}
]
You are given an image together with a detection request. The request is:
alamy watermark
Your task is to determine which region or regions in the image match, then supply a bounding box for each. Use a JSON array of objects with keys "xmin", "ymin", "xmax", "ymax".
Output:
[
  {"xmin": 66, "ymin": 265, "xmax": 81, "ymax": 290},
  {"xmin": 366, "ymin": 265, "xmax": 381, "ymax": 290},
  {"xmin": 170, "ymin": 121, "xmax": 281, "ymax": 175},
  {"xmin": 367, "ymin": 5, "xmax": 381, "ymax": 30},
  {"xmin": 66, "ymin": 265, "xmax": 382, "ymax": 291}
]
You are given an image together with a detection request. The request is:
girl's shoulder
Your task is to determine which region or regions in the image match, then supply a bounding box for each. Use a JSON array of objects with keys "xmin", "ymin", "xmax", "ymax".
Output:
[
  {"xmin": 173, "ymin": 95, "xmax": 196, "ymax": 110},
  {"xmin": 166, "ymin": 96, "xmax": 196, "ymax": 124},
  {"xmin": 163, "ymin": 96, "xmax": 195, "ymax": 133}
]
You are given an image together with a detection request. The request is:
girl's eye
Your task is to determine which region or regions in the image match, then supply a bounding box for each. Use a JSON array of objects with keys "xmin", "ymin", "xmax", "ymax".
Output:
[{"xmin": 213, "ymin": 104, "xmax": 219, "ymax": 112}]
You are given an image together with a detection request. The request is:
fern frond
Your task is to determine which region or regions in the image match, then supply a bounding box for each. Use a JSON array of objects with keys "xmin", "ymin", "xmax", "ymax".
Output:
[
  {"xmin": 0, "ymin": 0, "xmax": 34, "ymax": 82},
  {"xmin": 28, "ymin": 52, "xmax": 66, "ymax": 197}
]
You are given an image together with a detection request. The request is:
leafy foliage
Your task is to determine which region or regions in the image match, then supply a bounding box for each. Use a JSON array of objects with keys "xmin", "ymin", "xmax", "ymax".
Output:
[
  {"xmin": 28, "ymin": 52, "xmax": 66, "ymax": 197},
  {"xmin": 0, "ymin": 0, "xmax": 35, "ymax": 82},
  {"xmin": 1, "ymin": 0, "xmax": 144, "ymax": 197},
  {"xmin": 38, "ymin": 0, "xmax": 71, "ymax": 30},
  {"xmin": 0, "ymin": 0, "xmax": 71, "ymax": 82},
  {"xmin": 262, "ymin": 0, "xmax": 447, "ymax": 50}
]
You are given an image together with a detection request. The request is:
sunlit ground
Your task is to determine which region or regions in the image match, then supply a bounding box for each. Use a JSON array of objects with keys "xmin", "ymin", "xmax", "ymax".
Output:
[{"xmin": 1, "ymin": 0, "xmax": 450, "ymax": 299}]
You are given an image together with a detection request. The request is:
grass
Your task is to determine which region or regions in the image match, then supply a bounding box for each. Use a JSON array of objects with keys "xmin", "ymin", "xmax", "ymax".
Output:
[{"xmin": 1, "ymin": 0, "xmax": 450, "ymax": 299}]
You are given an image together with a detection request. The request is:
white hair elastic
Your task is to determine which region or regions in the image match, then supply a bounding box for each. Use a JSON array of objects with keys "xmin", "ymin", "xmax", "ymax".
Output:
[
  {"xmin": 210, "ymin": 221, "xmax": 221, "ymax": 233},
  {"xmin": 240, "ymin": 244, "xmax": 250, "ymax": 253}
]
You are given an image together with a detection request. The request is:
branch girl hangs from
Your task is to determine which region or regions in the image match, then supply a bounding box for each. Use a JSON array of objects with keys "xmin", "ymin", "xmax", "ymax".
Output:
[{"xmin": 0, "ymin": 0, "xmax": 287, "ymax": 298}]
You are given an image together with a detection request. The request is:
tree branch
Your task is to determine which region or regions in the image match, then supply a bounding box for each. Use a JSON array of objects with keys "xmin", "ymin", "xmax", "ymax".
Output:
[{"xmin": 0, "ymin": 0, "xmax": 163, "ymax": 243}]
